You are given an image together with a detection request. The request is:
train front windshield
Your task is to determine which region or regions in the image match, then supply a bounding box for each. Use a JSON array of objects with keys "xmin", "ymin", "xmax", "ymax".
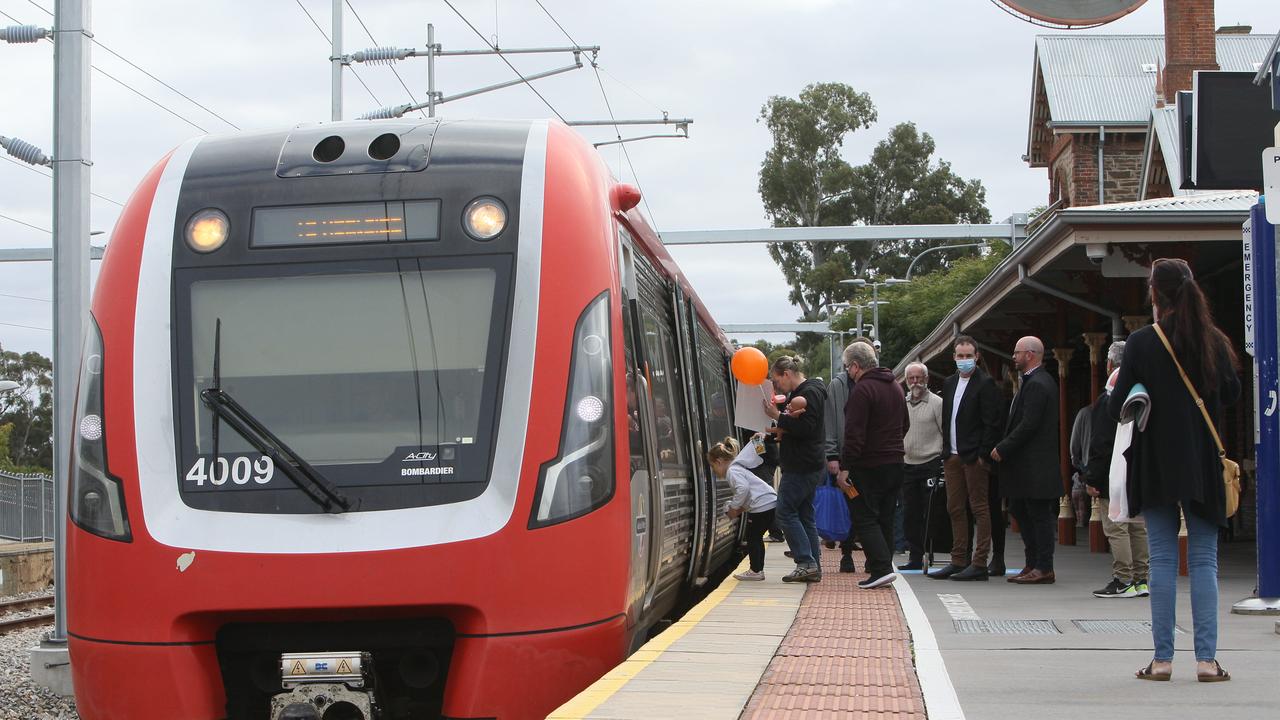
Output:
[{"xmin": 174, "ymin": 257, "xmax": 512, "ymax": 513}]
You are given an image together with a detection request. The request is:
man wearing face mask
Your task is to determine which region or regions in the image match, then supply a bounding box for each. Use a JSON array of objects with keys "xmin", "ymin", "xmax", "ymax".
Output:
[
  {"xmin": 899, "ymin": 362, "xmax": 944, "ymax": 571},
  {"xmin": 929, "ymin": 336, "xmax": 1003, "ymax": 581}
]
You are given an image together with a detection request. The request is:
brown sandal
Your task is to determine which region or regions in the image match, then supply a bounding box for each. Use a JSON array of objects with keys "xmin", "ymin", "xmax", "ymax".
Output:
[
  {"xmin": 1197, "ymin": 660, "xmax": 1231, "ymax": 682},
  {"xmin": 1135, "ymin": 661, "xmax": 1171, "ymax": 681}
]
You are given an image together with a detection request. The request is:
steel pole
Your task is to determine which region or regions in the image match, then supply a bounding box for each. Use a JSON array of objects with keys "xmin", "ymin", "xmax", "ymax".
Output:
[
  {"xmin": 872, "ymin": 285, "xmax": 880, "ymax": 341},
  {"xmin": 427, "ymin": 23, "xmax": 436, "ymax": 118},
  {"xmin": 331, "ymin": 0, "xmax": 342, "ymax": 121},
  {"xmin": 51, "ymin": 0, "xmax": 91, "ymax": 644},
  {"xmin": 855, "ymin": 306, "xmax": 864, "ymax": 338}
]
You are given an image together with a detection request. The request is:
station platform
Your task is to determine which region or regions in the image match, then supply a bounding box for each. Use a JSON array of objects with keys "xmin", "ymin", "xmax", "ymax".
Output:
[{"xmin": 550, "ymin": 532, "xmax": 1278, "ymax": 720}]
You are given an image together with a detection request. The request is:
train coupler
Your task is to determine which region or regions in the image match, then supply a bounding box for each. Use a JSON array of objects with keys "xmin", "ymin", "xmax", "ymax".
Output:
[{"xmin": 270, "ymin": 651, "xmax": 378, "ymax": 720}]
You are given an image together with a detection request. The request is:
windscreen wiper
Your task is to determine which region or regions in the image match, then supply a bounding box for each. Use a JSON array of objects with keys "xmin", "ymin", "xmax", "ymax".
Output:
[{"xmin": 201, "ymin": 320, "xmax": 351, "ymax": 513}]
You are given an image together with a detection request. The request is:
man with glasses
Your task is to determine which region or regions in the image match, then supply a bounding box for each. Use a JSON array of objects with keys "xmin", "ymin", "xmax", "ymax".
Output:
[
  {"xmin": 992, "ymin": 336, "xmax": 1062, "ymax": 585},
  {"xmin": 825, "ymin": 338, "xmax": 875, "ymax": 572}
]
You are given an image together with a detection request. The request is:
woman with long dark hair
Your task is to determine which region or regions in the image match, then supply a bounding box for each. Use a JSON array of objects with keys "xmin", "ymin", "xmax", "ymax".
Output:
[{"xmin": 1109, "ymin": 258, "xmax": 1241, "ymax": 682}]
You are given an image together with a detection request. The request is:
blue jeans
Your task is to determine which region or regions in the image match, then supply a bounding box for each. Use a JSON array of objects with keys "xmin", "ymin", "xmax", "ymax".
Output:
[
  {"xmin": 777, "ymin": 470, "xmax": 822, "ymax": 568},
  {"xmin": 1145, "ymin": 504, "xmax": 1219, "ymax": 662}
]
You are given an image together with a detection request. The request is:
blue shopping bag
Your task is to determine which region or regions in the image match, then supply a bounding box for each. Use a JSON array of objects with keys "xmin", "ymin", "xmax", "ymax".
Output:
[{"xmin": 814, "ymin": 477, "xmax": 850, "ymax": 542}]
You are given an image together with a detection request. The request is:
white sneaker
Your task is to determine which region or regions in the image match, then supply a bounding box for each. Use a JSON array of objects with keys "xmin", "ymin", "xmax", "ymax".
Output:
[{"xmin": 734, "ymin": 570, "xmax": 765, "ymax": 581}]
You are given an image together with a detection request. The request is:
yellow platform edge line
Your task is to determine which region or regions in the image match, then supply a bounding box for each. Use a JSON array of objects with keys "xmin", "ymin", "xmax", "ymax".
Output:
[{"xmin": 545, "ymin": 557, "xmax": 749, "ymax": 719}]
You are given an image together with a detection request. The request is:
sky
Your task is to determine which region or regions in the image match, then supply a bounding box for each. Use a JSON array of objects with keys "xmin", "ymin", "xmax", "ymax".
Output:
[{"xmin": 1, "ymin": 0, "xmax": 1278, "ymax": 360}]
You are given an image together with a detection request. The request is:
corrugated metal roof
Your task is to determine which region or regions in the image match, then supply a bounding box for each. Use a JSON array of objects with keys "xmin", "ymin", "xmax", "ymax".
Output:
[
  {"xmin": 1070, "ymin": 190, "xmax": 1258, "ymax": 212},
  {"xmin": 1036, "ymin": 34, "xmax": 1274, "ymax": 126}
]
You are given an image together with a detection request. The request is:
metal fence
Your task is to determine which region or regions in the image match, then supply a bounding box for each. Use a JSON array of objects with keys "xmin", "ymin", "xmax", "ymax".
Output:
[{"xmin": 0, "ymin": 470, "xmax": 55, "ymax": 542}]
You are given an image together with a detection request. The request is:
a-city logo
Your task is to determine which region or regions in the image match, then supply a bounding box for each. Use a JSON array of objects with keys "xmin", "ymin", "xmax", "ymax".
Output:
[{"xmin": 403, "ymin": 451, "xmax": 438, "ymax": 462}]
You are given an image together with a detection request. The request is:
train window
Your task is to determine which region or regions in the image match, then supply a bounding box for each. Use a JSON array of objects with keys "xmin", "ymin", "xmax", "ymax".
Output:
[
  {"xmin": 640, "ymin": 314, "xmax": 687, "ymax": 471},
  {"xmin": 700, "ymin": 354, "xmax": 733, "ymax": 446},
  {"xmin": 175, "ymin": 256, "xmax": 511, "ymax": 513},
  {"xmin": 250, "ymin": 200, "xmax": 441, "ymax": 247}
]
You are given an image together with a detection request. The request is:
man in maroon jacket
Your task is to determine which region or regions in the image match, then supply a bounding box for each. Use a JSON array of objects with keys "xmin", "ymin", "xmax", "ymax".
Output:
[{"xmin": 837, "ymin": 342, "xmax": 910, "ymax": 589}]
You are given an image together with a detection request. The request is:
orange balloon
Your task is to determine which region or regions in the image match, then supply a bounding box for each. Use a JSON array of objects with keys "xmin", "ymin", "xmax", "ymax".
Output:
[{"xmin": 731, "ymin": 347, "xmax": 769, "ymax": 385}]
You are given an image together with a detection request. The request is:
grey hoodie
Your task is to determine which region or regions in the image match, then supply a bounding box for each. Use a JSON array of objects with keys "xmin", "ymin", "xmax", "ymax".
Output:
[
  {"xmin": 725, "ymin": 443, "xmax": 779, "ymax": 514},
  {"xmin": 823, "ymin": 370, "xmax": 852, "ymax": 462}
]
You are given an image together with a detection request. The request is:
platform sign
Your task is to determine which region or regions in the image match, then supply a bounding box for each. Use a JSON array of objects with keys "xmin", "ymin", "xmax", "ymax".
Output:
[
  {"xmin": 1245, "ymin": 216, "xmax": 1255, "ymax": 356},
  {"xmin": 1266, "ymin": 148, "xmax": 1280, "ymax": 225},
  {"xmin": 1254, "ymin": 204, "xmax": 1279, "ymax": 599}
]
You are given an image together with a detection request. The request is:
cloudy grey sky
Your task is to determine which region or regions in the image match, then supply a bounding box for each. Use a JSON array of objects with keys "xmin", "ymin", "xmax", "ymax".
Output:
[{"xmin": 1, "ymin": 0, "xmax": 1277, "ymax": 358}]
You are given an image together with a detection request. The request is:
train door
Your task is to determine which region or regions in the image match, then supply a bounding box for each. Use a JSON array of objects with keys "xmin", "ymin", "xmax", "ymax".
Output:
[
  {"xmin": 689, "ymin": 316, "xmax": 739, "ymax": 579},
  {"xmin": 631, "ymin": 251, "xmax": 696, "ymax": 608},
  {"xmin": 670, "ymin": 288, "xmax": 711, "ymax": 586},
  {"xmin": 617, "ymin": 233, "xmax": 663, "ymax": 629}
]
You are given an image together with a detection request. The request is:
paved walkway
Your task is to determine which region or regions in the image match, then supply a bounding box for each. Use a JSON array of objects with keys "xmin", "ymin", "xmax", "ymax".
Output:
[
  {"xmin": 551, "ymin": 530, "xmax": 1279, "ymax": 719},
  {"xmin": 549, "ymin": 546, "xmax": 933, "ymax": 719}
]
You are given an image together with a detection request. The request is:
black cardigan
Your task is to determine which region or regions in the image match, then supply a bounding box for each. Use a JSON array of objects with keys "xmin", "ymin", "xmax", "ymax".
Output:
[{"xmin": 1108, "ymin": 324, "xmax": 1241, "ymax": 526}]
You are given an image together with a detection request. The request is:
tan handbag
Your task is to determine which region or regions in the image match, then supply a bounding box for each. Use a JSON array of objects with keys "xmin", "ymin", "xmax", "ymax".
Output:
[{"xmin": 1153, "ymin": 324, "xmax": 1241, "ymax": 518}]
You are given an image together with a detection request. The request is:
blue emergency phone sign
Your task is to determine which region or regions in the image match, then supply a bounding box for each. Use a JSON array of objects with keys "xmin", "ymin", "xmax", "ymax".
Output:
[{"xmin": 1237, "ymin": 202, "xmax": 1280, "ymax": 610}]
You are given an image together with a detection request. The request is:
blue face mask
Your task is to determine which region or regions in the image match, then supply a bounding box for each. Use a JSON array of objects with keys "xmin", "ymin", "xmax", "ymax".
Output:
[{"xmin": 956, "ymin": 358, "xmax": 976, "ymax": 374}]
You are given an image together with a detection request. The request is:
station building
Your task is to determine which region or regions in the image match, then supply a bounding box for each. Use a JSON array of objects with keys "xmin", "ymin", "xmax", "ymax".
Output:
[{"xmin": 896, "ymin": 12, "xmax": 1275, "ymax": 542}]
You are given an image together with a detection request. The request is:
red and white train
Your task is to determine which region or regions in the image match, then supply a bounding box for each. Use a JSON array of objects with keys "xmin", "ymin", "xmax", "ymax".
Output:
[{"xmin": 66, "ymin": 118, "xmax": 743, "ymax": 719}]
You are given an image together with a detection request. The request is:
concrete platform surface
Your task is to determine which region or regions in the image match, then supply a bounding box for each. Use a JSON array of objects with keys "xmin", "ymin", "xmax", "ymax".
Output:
[{"xmin": 550, "ymin": 528, "xmax": 1279, "ymax": 719}]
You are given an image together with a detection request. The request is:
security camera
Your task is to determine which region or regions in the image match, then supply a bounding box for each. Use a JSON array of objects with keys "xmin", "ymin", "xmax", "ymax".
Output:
[{"xmin": 1085, "ymin": 243, "xmax": 1108, "ymax": 265}]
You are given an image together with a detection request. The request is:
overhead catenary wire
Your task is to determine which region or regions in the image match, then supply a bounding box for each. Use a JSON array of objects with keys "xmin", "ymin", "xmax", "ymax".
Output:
[
  {"xmin": 441, "ymin": 0, "xmax": 567, "ymax": 123},
  {"xmin": 0, "ymin": 291, "xmax": 51, "ymax": 303},
  {"xmin": 24, "ymin": 0, "xmax": 241, "ymax": 130},
  {"xmin": 292, "ymin": 0, "xmax": 384, "ymax": 108},
  {"xmin": 0, "ymin": 211, "xmax": 51, "ymax": 234},
  {"xmin": 532, "ymin": 0, "xmax": 659, "ymax": 228},
  {"xmin": 1, "ymin": 7, "xmax": 210, "ymax": 133},
  {"xmin": 0, "ymin": 320, "xmax": 51, "ymax": 332},
  {"xmin": 597, "ymin": 65, "xmax": 666, "ymax": 116},
  {"xmin": 344, "ymin": 0, "xmax": 427, "ymax": 119},
  {"xmin": 1, "ymin": 155, "xmax": 124, "ymax": 206}
]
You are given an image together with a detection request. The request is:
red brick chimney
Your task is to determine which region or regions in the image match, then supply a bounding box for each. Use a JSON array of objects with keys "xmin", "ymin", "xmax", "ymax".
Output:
[{"xmin": 1163, "ymin": 0, "xmax": 1219, "ymax": 96}]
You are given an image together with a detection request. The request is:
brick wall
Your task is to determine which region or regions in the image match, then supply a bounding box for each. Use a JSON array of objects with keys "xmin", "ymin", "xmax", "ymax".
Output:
[
  {"xmin": 1164, "ymin": 0, "xmax": 1219, "ymax": 96},
  {"xmin": 1101, "ymin": 135, "xmax": 1146, "ymax": 203},
  {"xmin": 1049, "ymin": 133, "xmax": 1148, "ymax": 207}
]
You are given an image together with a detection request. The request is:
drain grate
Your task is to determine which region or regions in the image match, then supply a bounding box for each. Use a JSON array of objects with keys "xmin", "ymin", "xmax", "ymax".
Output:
[
  {"xmin": 1073, "ymin": 619, "xmax": 1184, "ymax": 634},
  {"xmin": 953, "ymin": 619, "xmax": 1061, "ymax": 634}
]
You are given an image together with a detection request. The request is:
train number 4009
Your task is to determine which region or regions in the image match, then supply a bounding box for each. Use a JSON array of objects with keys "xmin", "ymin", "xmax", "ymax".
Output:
[{"xmin": 185, "ymin": 456, "xmax": 275, "ymax": 487}]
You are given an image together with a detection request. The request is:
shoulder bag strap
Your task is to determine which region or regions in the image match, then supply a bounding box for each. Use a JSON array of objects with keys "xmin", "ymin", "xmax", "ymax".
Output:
[{"xmin": 1152, "ymin": 323, "xmax": 1227, "ymax": 459}]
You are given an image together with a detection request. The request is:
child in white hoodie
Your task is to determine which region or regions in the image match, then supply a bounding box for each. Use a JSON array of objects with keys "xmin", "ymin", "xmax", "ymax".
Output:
[{"xmin": 709, "ymin": 436, "xmax": 780, "ymax": 581}]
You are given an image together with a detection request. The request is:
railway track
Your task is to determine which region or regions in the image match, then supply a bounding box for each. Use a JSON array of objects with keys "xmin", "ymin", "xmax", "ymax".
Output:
[{"xmin": 0, "ymin": 594, "xmax": 55, "ymax": 636}]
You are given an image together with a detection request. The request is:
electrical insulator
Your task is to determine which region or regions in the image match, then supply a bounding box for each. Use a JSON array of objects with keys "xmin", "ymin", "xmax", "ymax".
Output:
[
  {"xmin": 0, "ymin": 24, "xmax": 51, "ymax": 43},
  {"xmin": 0, "ymin": 136, "xmax": 52, "ymax": 166},
  {"xmin": 351, "ymin": 47, "xmax": 411, "ymax": 65},
  {"xmin": 359, "ymin": 105, "xmax": 411, "ymax": 120}
]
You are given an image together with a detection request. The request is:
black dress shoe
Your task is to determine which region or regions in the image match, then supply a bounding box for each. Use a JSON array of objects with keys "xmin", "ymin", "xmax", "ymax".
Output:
[
  {"xmin": 950, "ymin": 565, "xmax": 989, "ymax": 581},
  {"xmin": 898, "ymin": 561, "xmax": 924, "ymax": 571},
  {"xmin": 988, "ymin": 564, "xmax": 1007, "ymax": 577},
  {"xmin": 927, "ymin": 563, "xmax": 964, "ymax": 579}
]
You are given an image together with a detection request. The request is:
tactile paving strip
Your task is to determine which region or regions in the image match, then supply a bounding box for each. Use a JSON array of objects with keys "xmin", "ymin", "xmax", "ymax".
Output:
[{"xmin": 740, "ymin": 547, "xmax": 928, "ymax": 720}]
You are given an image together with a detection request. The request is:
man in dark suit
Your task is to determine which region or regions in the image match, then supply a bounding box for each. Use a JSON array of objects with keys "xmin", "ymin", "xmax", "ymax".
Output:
[
  {"xmin": 928, "ymin": 335, "xmax": 1003, "ymax": 581},
  {"xmin": 992, "ymin": 336, "xmax": 1062, "ymax": 585}
]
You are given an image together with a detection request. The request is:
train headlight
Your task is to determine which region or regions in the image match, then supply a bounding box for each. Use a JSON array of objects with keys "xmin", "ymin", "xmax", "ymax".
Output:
[
  {"xmin": 185, "ymin": 208, "xmax": 230, "ymax": 253},
  {"xmin": 69, "ymin": 316, "xmax": 132, "ymax": 542},
  {"xmin": 462, "ymin": 197, "xmax": 506, "ymax": 241},
  {"xmin": 531, "ymin": 291, "xmax": 615, "ymax": 528}
]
